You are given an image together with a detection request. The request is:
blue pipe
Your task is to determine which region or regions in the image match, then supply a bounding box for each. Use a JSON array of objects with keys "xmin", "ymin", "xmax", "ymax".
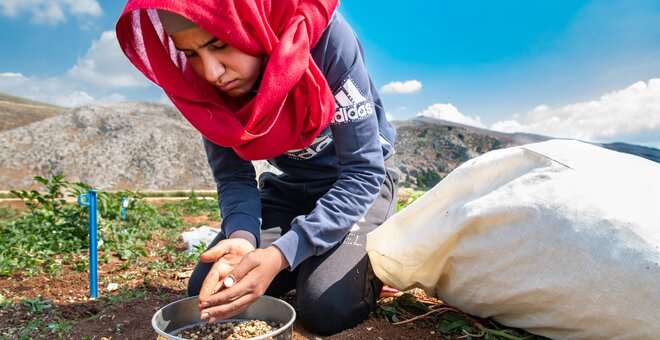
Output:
[
  {"xmin": 78, "ymin": 190, "xmax": 98, "ymax": 299},
  {"xmin": 121, "ymin": 197, "xmax": 129, "ymax": 220}
]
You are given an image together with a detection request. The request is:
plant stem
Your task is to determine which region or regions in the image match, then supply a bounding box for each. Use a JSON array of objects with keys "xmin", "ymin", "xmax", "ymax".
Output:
[
  {"xmin": 478, "ymin": 327, "xmax": 524, "ymax": 340},
  {"xmin": 391, "ymin": 307, "xmax": 455, "ymax": 325}
]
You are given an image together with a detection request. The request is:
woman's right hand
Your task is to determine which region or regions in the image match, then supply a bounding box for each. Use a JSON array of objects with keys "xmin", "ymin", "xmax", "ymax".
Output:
[{"xmin": 197, "ymin": 238, "xmax": 255, "ymax": 302}]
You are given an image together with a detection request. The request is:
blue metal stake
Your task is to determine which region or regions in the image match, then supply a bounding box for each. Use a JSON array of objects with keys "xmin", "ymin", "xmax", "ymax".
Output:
[
  {"xmin": 78, "ymin": 190, "xmax": 98, "ymax": 299},
  {"xmin": 121, "ymin": 197, "xmax": 129, "ymax": 221}
]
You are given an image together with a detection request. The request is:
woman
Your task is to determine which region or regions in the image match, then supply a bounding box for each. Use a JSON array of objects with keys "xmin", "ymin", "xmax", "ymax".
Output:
[{"xmin": 116, "ymin": 0, "xmax": 398, "ymax": 335}]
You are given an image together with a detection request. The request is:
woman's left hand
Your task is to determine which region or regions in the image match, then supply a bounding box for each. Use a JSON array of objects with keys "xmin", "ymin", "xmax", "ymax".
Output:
[{"xmin": 198, "ymin": 246, "xmax": 289, "ymax": 322}]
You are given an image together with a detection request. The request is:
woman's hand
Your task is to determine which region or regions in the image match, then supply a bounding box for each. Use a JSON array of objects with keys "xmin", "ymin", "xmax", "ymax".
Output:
[
  {"xmin": 198, "ymin": 246, "xmax": 288, "ymax": 322},
  {"xmin": 197, "ymin": 238, "xmax": 255, "ymax": 302}
]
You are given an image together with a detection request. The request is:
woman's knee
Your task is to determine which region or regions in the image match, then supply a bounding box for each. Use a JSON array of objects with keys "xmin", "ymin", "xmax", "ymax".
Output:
[{"xmin": 297, "ymin": 290, "xmax": 372, "ymax": 335}]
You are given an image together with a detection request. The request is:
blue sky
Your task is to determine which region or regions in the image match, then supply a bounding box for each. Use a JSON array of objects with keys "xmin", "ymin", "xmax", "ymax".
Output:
[{"xmin": 1, "ymin": 1, "xmax": 658, "ymax": 148}]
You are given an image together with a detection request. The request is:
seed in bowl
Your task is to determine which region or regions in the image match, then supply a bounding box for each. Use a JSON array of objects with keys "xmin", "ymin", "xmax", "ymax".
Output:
[{"xmin": 177, "ymin": 320, "xmax": 285, "ymax": 339}]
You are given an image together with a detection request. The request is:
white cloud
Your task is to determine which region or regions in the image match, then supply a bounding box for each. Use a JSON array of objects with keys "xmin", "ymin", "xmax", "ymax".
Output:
[
  {"xmin": 52, "ymin": 91, "xmax": 95, "ymax": 107},
  {"xmin": 381, "ymin": 80, "xmax": 422, "ymax": 94},
  {"xmin": 0, "ymin": 31, "xmax": 154, "ymax": 108},
  {"xmin": 418, "ymin": 103, "xmax": 486, "ymax": 128},
  {"xmin": 67, "ymin": 31, "xmax": 151, "ymax": 88},
  {"xmin": 491, "ymin": 78, "xmax": 660, "ymax": 144},
  {"xmin": 385, "ymin": 111, "xmax": 394, "ymax": 121},
  {"xmin": 0, "ymin": 72, "xmax": 75, "ymax": 104},
  {"xmin": 0, "ymin": 0, "xmax": 102, "ymax": 25},
  {"xmin": 0, "ymin": 72, "xmax": 23, "ymax": 78}
]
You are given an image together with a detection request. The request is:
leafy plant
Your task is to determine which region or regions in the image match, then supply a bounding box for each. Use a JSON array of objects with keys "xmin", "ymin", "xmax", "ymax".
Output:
[
  {"xmin": 47, "ymin": 318, "xmax": 72, "ymax": 335},
  {"xmin": 21, "ymin": 296, "xmax": 52, "ymax": 315},
  {"xmin": 146, "ymin": 241, "xmax": 207, "ymax": 273},
  {"xmin": 416, "ymin": 170, "xmax": 441, "ymax": 190},
  {"xmin": 397, "ymin": 191, "xmax": 424, "ymax": 212},
  {"xmin": 0, "ymin": 174, "xmax": 187, "ymax": 276},
  {"xmin": 376, "ymin": 293, "xmax": 533, "ymax": 339},
  {"xmin": 19, "ymin": 319, "xmax": 43, "ymax": 339},
  {"xmin": 0, "ymin": 206, "xmax": 17, "ymax": 221},
  {"xmin": 435, "ymin": 311, "xmax": 478, "ymax": 335},
  {"xmin": 71, "ymin": 258, "xmax": 89, "ymax": 273},
  {"xmin": 375, "ymin": 293, "xmax": 430, "ymax": 323},
  {"xmin": 106, "ymin": 287, "xmax": 148, "ymax": 305},
  {"xmin": 10, "ymin": 174, "xmax": 71, "ymax": 216},
  {"xmin": 161, "ymin": 191, "xmax": 220, "ymax": 221},
  {"xmin": 0, "ymin": 293, "xmax": 10, "ymax": 310}
]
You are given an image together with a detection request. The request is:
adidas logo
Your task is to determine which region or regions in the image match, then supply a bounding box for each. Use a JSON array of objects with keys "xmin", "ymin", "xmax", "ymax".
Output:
[
  {"xmin": 285, "ymin": 132, "xmax": 333, "ymax": 160},
  {"xmin": 332, "ymin": 77, "xmax": 375, "ymax": 124}
]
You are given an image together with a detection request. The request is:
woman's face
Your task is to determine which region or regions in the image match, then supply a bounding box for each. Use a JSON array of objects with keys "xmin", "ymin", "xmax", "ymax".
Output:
[{"xmin": 172, "ymin": 27, "xmax": 263, "ymax": 97}]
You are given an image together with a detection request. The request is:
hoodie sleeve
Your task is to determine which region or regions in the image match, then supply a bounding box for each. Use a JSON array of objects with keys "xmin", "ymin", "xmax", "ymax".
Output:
[
  {"xmin": 203, "ymin": 137, "xmax": 262, "ymax": 246},
  {"xmin": 272, "ymin": 13, "xmax": 386, "ymax": 269}
]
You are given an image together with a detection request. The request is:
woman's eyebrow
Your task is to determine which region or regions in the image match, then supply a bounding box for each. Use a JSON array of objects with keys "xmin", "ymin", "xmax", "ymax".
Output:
[
  {"xmin": 200, "ymin": 37, "xmax": 220, "ymax": 48},
  {"xmin": 175, "ymin": 37, "xmax": 220, "ymax": 51}
]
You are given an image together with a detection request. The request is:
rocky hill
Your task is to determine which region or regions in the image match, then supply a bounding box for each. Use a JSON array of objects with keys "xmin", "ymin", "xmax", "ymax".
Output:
[
  {"xmin": 392, "ymin": 117, "xmax": 659, "ymax": 187},
  {"xmin": 0, "ymin": 93, "xmax": 65, "ymax": 132},
  {"xmin": 1, "ymin": 102, "xmax": 216, "ymax": 191},
  {"xmin": 1, "ymin": 95, "xmax": 657, "ymax": 191},
  {"xmin": 391, "ymin": 118, "xmax": 545, "ymax": 187}
]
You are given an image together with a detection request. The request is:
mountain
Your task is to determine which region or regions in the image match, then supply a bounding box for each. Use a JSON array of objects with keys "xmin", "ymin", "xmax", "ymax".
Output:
[
  {"xmin": 1, "ymin": 102, "xmax": 216, "ymax": 191},
  {"xmin": 391, "ymin": 117, "xmax": 547, "ymax": 188},
  {"xmin": 391, "ymin": 117, "xmax": 659, "ymax": 187},
  {"xmin": 0, "ymin": 92, "xmax": 65, "ymax": 132},
  {"xmin": 1, "ymin": 98, "xmax": 657, "ymax": 191}
]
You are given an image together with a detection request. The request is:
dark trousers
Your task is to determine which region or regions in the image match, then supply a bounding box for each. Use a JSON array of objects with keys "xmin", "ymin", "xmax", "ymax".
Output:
[{"xmin": 188, "ymin": 162, "xmax": 399, "ymax": 335}]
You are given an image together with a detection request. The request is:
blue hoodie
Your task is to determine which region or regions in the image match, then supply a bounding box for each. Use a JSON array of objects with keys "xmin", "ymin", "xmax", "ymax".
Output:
[{"xmin": 203, "ymin": 12, "xmax": 396, "ymax": 269}]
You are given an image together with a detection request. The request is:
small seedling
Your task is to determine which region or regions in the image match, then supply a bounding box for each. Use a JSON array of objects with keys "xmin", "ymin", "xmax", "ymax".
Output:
[
  {"xmin": 20, "ymin": 319, "xmax": 43, "ymax": 338},
  {"xmin": 375, "ymin": 293, "xmax": 429, "ymax": 323},
  {"xmin": 48, "ymin": 319, "xmax": 72, "ymax": 335},
  {"xmin": 435, "ymin": 311, "xmax": 477, "ymax": 334},
  {"xmin": 106, "ymin": 288, "xmax": 148, "ymax": 305},
  {"xmin": 21, "ymin": 296, "xmax": 52, "ymax": 315}
]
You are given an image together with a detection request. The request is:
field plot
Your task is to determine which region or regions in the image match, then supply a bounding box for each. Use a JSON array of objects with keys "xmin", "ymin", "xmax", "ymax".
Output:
[{"xmin": 0, "ymin": 176, "xmax": 540, "ymax": 339}]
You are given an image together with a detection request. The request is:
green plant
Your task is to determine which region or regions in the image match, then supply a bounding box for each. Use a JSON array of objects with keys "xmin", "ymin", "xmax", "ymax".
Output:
[
  {"xmin": 376, "ymin": 293, "xmax": 534, "ymax": 339},
  {"xmin": 10, "ymin": 175, "xmax": 71, "ymax": 215},
  {"xmin": 0, "ymin": 206, "xmax": 17, "ymax": 221},
  {"xmin": 21, "ymin": 296, "xmax": 52, "ymax": 315},
  {"xmin": 106, "ymin": 287, "xmax": 148, "ymax": 305},
  {"xmin": 375, "ymin": 293, "xmax": 429, "ymax": 323},
  {"xmin": 146, "ymin": 241, "xmax": 207, "ymax": 273},
  {"xmin": 1, "ymin": 175, "xmax": 89, "ymax": 275},
  {"xmin": 161, "ymin": 191, "xmax": 220, "ymax": 220},
  {"xmin": 173, "ymin": 241, "xmax": 207, "ymax": 267},
  {"xmin": 0, "ymin": 293, "xmax": 10, "ymax": 310},
  {"xmin": 0, "ymin": 174, "xmax": 187, "ymax": 276},
  {"xmin": 20, "ymin": 319, "xmax": 43, "ymax": 339},
  {"xmin": 416, "ymin": 170, "xmax": 441, "ymax": 190},
  {"xmin": 397, "ymin": 191, "xmax": 424, "ymax": 212},
  {"xmin": 47, "ymin": 318, "xmax": 72, "ymax": 335},
  {"xmin": 435, "ymin": 311, "xmax": 478, "ymax": 335},
  {"xmin": 71, "ymin": 258, "xmax": 89, "ymax": 272}
]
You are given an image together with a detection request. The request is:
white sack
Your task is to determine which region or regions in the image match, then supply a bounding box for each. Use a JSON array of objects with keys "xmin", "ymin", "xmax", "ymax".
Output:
[
  {"xmin": 367, "ymin": 140, "xmax": 660, "ymax": 339},
  {"xmin": 181, "ymin": 226, "xmax": 219, "ymax": 251}
]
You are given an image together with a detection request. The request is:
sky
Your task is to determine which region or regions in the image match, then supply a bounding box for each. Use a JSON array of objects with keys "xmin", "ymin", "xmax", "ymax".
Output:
[{"xmin": 0, "ymin": 1, "xmax": 658, "ymax": 148}]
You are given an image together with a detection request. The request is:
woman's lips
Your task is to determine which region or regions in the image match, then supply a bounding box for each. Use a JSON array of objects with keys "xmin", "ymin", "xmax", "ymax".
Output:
[{"xmin": 217, "ymin": 79, "xmax": 237, "ymax": 91}]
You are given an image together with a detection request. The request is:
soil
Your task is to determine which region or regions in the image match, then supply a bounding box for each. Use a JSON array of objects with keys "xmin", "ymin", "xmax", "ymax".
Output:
[{"xmin": 0, "ymin": 212, "xmax": 537, "ymax": 340}]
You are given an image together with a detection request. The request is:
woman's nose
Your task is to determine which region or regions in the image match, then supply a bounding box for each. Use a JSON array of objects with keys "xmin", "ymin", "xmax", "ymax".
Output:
[{"xmin": 200, "ymin": 55, "xmax": 225, "ymax": 84}]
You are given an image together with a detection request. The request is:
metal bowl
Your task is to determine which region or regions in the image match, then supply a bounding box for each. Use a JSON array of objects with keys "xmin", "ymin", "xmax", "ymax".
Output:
[{"xmin": 152, "ymin": 295, "xmax": 296, "ymax": 339}]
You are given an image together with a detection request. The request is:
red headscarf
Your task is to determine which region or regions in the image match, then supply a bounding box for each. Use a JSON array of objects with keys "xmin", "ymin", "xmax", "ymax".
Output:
[{"xmin": 116, "ymin": 0, "xmax": 338, "ymax": 160}]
